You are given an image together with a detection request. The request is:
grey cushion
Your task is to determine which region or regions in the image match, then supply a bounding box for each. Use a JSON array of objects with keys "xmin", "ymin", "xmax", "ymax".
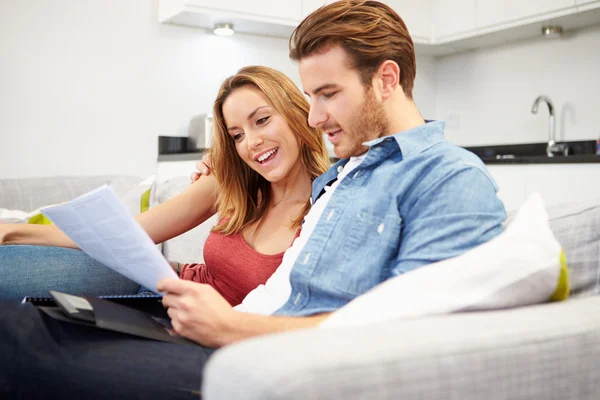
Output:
[
  {"xmin": 0, "ymin": 176, "xmax": 144, "ymax": 211},
  {"xmin": 547, "ymin": 201, "xmax": 600, "ymax": 297},
  {"xmin": 203, "ymin": 296, "xmax": 600, "ymax": 400}
]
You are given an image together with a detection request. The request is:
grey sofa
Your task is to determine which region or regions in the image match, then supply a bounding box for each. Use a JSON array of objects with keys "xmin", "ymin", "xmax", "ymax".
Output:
[
  {"xmin": 3, "ymin": 176, "xmax": 599, "ymax": 399},
  {"xmin": 202, "ymin": 200, "xmax": 600, "ymax": 400}
]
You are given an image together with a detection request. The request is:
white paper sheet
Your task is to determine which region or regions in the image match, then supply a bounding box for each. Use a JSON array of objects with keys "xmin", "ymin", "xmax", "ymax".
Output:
[{"xmin": 41, "ymin": 185, "xmax": 177, "ymax": 294}]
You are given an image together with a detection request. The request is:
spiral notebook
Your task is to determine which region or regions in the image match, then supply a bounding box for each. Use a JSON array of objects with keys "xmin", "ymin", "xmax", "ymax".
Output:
[
  {"xmin": 26, "ymin": 291, "xmax": 195, "ymax": 346},
  {"xmin": 22, "ymin": 292, "xmax": 168, "ymax": 316}
]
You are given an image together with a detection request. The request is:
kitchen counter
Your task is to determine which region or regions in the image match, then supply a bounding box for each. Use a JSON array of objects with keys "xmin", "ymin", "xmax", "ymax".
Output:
[
  {"xmin": 157, "ymin": 152, "xmax": 203, "ymax": 162},
  {"xmin": 478, "ymin": 154, "xmax": 600, "ymax": 164},
  {"xmin": 464, "ymin": 140, "xmax": 599, "ymax": 165},
  {"xmin": 158, "ymin": 142, "xmax": 600, "ymax": 165}
]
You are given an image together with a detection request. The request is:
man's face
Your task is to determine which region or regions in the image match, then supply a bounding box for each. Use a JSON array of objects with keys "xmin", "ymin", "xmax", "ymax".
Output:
[{"xmin": 299, "ymin": 45, "xmax": 388, "ymax": 159}]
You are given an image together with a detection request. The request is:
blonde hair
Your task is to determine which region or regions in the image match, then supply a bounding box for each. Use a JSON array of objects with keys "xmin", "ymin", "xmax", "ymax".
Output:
[
  {"xmin": 210, "ymin": 66, "xmax": 330, "ymax": 235},
  {"xmin": 289, "ymin": 0, "xmax": 416, "ymax": 98}
]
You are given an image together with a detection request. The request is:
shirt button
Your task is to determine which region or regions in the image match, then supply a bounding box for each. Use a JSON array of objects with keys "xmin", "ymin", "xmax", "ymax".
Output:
[
  {"xmin": 327, "ymin": 209, "xmax": 335, "ymax": 220},
  {"xmin": 377, "ymin": 223, "xmax": 385, "ymax": 234},
  {"xmin": 337, "ymin": 166, "xmax": 343, "ymax": 173},
  {"xmin": 303, "ymin": 252, "xmax": 311, "ymax": 264},
  {"xmin": 293, "ymin": 292, "xmax": 302, "ymax": 305},
  {"xmin": 353, "ymin": 170, "xmax": 360, "ymax": 179}
]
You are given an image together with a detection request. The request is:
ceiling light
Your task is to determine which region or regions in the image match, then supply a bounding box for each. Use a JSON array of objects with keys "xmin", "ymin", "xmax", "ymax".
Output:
[
  {"xmin": 541, "ymin": 25, "xmax": 563, "ymax": 38},
  {"xmin": 213, "ymin": 23, "xmax": 234, "ymax": 36}
]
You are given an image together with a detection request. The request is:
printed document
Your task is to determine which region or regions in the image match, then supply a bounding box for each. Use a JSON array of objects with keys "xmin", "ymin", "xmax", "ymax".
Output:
[{"xmin": 41, "ymin": 185, "xmax": 177, "ymax": 293}]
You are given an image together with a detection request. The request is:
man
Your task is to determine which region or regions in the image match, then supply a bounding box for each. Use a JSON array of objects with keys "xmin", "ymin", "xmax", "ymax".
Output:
[
  {"xmin": 0, "ymin": 1, "xmax": 506, "ymax": 398},
  {"xmin": 160, "ymin": 0, "xmax": 506, "ymax": 347}
]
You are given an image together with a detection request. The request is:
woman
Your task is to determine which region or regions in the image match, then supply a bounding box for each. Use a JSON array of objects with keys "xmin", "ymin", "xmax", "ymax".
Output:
[
  {"xmin": 0, "ymin": 66, "xmax": 330, "ymax": 398},
  {"xmin": 0, "ymin": 66, "xmax": 330, "ymax": 304}
]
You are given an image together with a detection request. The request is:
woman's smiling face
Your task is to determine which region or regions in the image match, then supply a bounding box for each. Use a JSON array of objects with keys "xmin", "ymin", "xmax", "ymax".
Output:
[{"xmin": 222, "ymin": 85, "xmax": 303, "ymax": 183}]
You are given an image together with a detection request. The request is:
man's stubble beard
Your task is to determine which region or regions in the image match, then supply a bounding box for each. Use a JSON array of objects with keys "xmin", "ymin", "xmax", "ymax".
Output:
[{"xmin": 339, "ymin": 87, "xmax": 389, "ymax": 158}]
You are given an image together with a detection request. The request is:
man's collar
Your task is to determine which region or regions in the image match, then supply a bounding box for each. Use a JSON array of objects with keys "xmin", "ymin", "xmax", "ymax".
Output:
[{"xmin": 363, "ymin": 120, "xmax": 446, "ymax": 159}]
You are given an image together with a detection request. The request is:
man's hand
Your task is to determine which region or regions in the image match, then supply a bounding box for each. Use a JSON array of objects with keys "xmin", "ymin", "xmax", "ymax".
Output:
[
  {"xmin": 190, "ymin": 153, "xmax": 213, "ymax": 182},
  {"xmin": 157, "ymin": 278, "xmax": 236, "ymax": 347},
  {"xmin": 158, "ymin": 278, "xmax": 332, "ymax": 348}
]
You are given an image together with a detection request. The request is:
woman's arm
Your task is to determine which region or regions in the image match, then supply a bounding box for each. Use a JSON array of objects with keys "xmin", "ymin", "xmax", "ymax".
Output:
[
  {"xmin": 136, "ymin": 174, "xmax": 218, "ymax": 245},
  {"xmin": 0, "ymin": 224, "xmax": 76, "ymax": 248},
  {"xmin": 0, "ymin": 174, "xmax": 219, "ymax": 248}
]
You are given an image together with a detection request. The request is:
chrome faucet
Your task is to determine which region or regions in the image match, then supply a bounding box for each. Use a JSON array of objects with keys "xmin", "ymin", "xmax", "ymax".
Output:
[{"xmin": 531, "ymin": 95, "xmax": 567, "ymax": 157}]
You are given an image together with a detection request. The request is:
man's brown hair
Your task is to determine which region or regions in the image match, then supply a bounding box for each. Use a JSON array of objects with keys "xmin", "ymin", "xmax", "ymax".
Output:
[{"xmin": 289, "ymin": 0, "xmax": 416, "ymax": 98}]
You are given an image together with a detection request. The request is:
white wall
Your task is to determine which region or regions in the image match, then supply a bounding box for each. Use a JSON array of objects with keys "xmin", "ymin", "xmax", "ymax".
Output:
[
  {"xmin": 0, "ymin": 0, "xmax": 301, "ymax": 179},
  {"xmin": 436, "ymin": 24, "xmax": 600, "ymax": 146},
  {"xmin": 0, "ymin": 1, "xmax": 438, "ymax": 180},
  {"xmin": 17, "ymin": 2, "xmax": 596, "ymax": 180},
  {"xmin": 414, "ymin": 55, "xmax": 437, "ymax": 120}
]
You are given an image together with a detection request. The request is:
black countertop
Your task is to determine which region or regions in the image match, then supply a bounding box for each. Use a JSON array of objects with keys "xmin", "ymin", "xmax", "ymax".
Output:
[
  {"xmin": 157, "ymin": 152, "xmax": 204, "ymax": 162},
  {"xmin": 478, "ymin": 154, "xmax": 600, "ymax": 164},
  {"xmin": 464, "ymin": 140, "xmax": 600, "ymax": 164},
  {"xmin": 158, "ymin": 141, "xmax": 600, "ymax": 164}
]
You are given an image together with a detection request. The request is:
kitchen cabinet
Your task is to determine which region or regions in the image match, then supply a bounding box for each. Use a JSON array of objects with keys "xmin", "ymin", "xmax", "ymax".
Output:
[
  {"xmin": 159, "ymin": 0, "xmax": 302, "ymax": 38},
  {"xmin": 576, "ymin": 0, "xmax": 600, "ymax": 11},
  {"xmin": 487, "ymin": 164, "xmax": 600, "ymax": 212},
  {"xmin": 432, "ymin": 0, "xmax": 476, "ymax": 40},
  {"xmin": 475, "ymin": 0, "xmax": 576, "ymax": 30},
  {"xmin": 183, "ymin": 0, "xmax": 301, "ymax": 22},
  {"xmin": 159, "ymin": 0, "xmax": 600, "ymax": 55},
  {"xmin": 301, "ymin": 0, "xmax": 332, "ymax": 18},
  {"xmin": 383, "ymin": 0, "xmax": 432, "ymax": 42}
]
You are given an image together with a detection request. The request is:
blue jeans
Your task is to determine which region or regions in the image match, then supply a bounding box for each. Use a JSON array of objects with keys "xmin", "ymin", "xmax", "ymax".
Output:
[
  {"xmin": 0, "ymin": 302, "xmax": 213, "ymax": 399},
  {"xmin": 0, "ymin": 245, "xmax": 140, "ymax": 300}
]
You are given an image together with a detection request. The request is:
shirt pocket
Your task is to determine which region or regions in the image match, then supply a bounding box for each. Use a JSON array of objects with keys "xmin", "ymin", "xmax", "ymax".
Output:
[{"xmin": 331, "ymin": 210, "xmax": 403, "ymax": 296}]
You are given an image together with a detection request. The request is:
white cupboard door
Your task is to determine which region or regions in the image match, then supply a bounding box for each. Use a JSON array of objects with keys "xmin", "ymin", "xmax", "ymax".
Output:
[
  {"xmin": 526, "ymin": 164, "xmax": 600, "ymax": 206},
  {"xmin": 475, "ymin": 0, "xmax": 575, "ymax": 29},
  {"xmin": 432, "ymin": 0, "xmax": 476, "ymax": 39},
  {"xmin": 383, "ymin": 0, "xmax": 432, "ymax": 41},
  {"xmin": 301, "ymin": 0, "xmax": 333, "ymax": 18},
  {"xmin": 487, "ymin": 164, "xmax": 600, "ymax": 212},
  {"xmin": 486, "ymin": 165, "xmax": 528, "ymax": 212},
  {"xmin": 576, "ymin": 0, "xmax": 600, "ymax": 12},
  {"xmin": 186, "ymin": 0, "xmax": 302, "ymax": 22}
]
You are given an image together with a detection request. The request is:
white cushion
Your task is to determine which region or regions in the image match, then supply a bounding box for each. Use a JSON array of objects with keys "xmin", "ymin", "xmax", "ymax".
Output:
[
  {"xmin": 119, "ymin": 175, "xmax": 156, "ymax": 217},
  {"xmin": 321, "ymin": 193, "xmax": 566, "ymax": 329},
  {"xmin": 151, "ymin": 176, "xmax": 218, "ymax": 263},
  {"xmin": 0, "ymin": 208, "xmax": 38, "ymax": 224}
]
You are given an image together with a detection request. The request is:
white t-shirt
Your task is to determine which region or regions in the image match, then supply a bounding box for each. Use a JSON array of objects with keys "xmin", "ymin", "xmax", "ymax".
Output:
[{"xmin": 234, "ymin": 154, "xmax": 367, "ymax": 314}]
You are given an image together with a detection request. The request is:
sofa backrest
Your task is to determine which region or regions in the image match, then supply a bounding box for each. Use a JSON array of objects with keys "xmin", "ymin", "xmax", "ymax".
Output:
[
  {"xmin": 0, "ymin": 176, "xmax": 144, "ymax": 211},
  {"xmin": 547, "ymin": 201, "xmax": 600, "ymax": 298}
]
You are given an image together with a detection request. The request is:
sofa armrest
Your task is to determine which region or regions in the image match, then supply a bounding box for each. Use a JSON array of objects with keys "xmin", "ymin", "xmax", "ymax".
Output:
[{"xmin": 203, "ymin": 296, "xmax": 600, "ymax": 400}]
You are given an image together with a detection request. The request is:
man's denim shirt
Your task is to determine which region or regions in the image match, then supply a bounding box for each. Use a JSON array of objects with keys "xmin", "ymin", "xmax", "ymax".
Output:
[{"xmin": 274, "ymin": 121, "xmax": 507, "ymax": 317}]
